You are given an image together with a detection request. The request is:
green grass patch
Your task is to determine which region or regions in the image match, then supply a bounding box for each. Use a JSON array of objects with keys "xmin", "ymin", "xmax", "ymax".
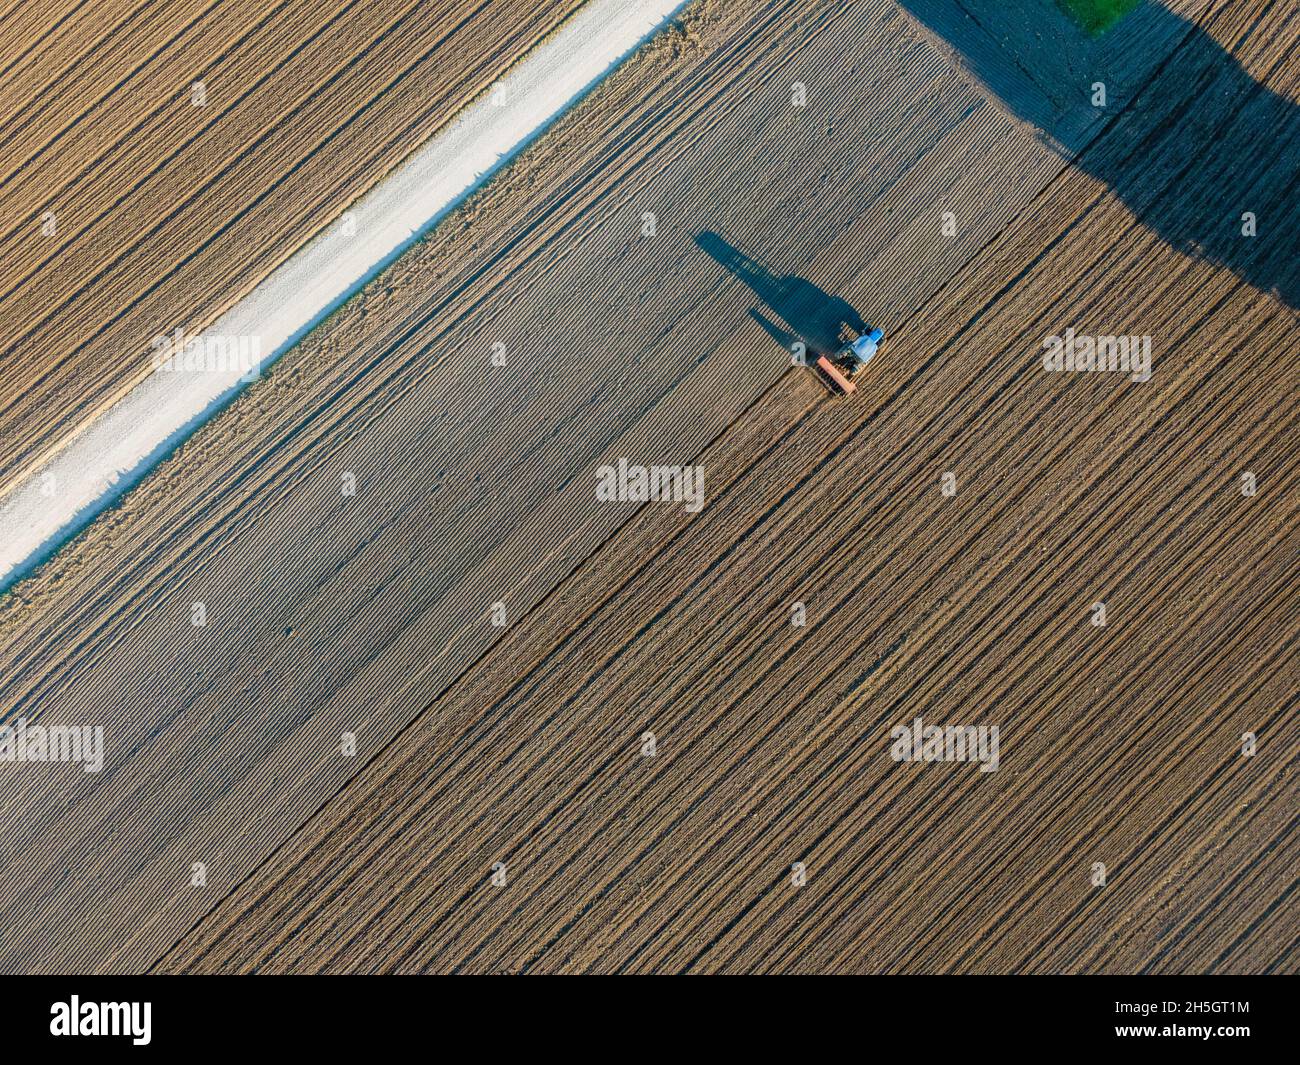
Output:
[{"xmin": 1055, "ymin": 0, "xmax": 1141, "ymax": 35}]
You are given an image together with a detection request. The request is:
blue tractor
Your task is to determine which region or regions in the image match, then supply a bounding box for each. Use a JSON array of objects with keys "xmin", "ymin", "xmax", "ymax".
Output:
[{"xmin": 816, "ymin": 327, "xmax": 883, "ymax": 395}]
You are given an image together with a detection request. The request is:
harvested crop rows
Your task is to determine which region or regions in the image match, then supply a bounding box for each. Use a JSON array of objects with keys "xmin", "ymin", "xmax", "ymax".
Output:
[
  {"xmin": 0, "ymin": 0, "xmax": 585, "ymax": 489},
  {"xmin": 166, "ymin": 34, "xmax": 1300, "ymax": 966},
  {"xmin": 0, "ymin": 0, "xmax": 1296, "ymax": 973}
]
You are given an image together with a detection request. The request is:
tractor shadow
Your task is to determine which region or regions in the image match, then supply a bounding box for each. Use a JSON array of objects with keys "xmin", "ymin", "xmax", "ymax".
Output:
[
  {"xmin": 696, "ymin": 231, "xmax": 866, "ymax": 357},
  {"xmin": 899, "ymin": 0, "xmax": 1300, "ymax": 309}
]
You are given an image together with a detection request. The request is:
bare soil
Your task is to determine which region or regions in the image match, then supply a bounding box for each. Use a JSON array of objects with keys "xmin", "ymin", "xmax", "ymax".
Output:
[
  {"xmin": 0, "ymin": 0, "xmax": 586, "ymax": 490},
  {"xmin": 0, "ymin": 0, "xmax": 1294, "ymax": 973}
]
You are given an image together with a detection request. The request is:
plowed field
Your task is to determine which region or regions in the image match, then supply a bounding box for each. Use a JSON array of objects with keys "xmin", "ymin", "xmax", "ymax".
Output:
[{"xmin": 0, "ymin": 0, "xmax": 1294, "ymax": 973}]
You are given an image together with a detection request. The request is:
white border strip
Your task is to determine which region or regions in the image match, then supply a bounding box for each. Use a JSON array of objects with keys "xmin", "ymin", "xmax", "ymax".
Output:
[{"xmin": 0, "ymin": 0, "xmax": 689, "ymax": 590}]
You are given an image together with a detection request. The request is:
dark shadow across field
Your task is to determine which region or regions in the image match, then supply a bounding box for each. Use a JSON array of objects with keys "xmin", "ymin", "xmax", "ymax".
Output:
[{"xmin": 900, "ymin": 0, "xmax": 1299, "ymax": 308}]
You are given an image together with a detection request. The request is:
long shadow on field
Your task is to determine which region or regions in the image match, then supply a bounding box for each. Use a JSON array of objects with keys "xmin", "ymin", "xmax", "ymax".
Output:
[
  {"xmin": 900, "ymin": 0, "xmax": 1300, "ymax": 309},
  {"xmin": 696, "ymin": 231, "xmax": 867, "ymax": 355}
]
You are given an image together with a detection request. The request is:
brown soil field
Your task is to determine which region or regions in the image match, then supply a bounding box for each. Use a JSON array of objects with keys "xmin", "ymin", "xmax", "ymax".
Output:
[
  {"xmin": 0, "ymin": 0, "xmax": 585, "ymax": 491},
  {"xmin": 0, "ymin": 0, "xmax": 1295, "ymax": 974}
]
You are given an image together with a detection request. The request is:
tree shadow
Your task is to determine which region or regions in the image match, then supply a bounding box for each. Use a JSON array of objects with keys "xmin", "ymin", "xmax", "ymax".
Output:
[
  {"xmin": 696, "ymin": 230, "xmax": 867, "ymax": 354},
  {"xmin": 899, "ymin": 0, "xmax": 1300, "ymax": 309}
]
